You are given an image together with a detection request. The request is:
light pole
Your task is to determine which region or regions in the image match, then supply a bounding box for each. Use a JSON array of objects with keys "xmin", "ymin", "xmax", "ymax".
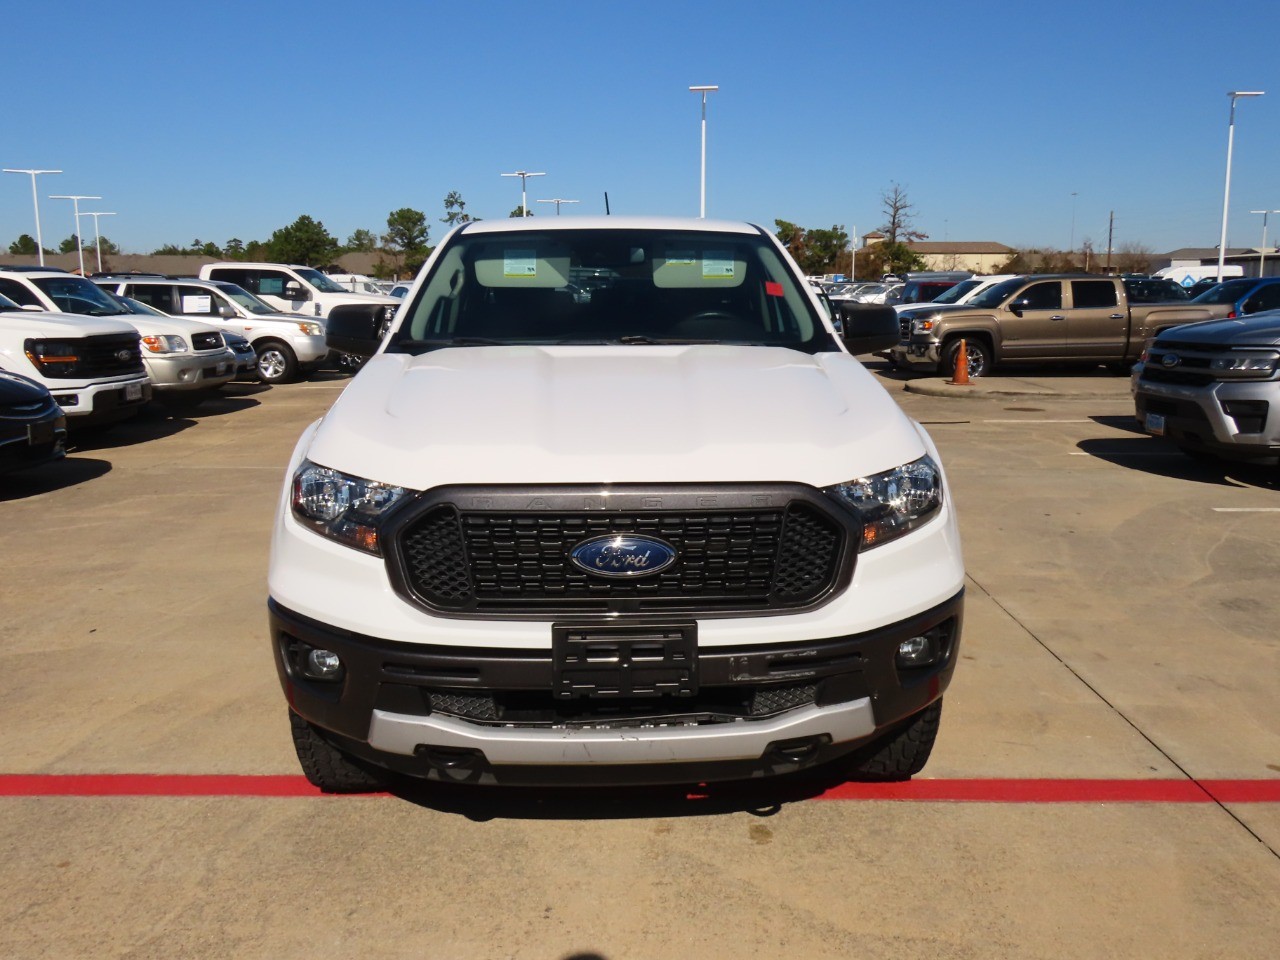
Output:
[
  {"xmin": 536, "ymin": 199, "xmax": 579, "ymax": 215},
  {"xmin": 1069, "ymin": 191, "xmax": 1078, "ymax": 256},
  {"xmin": 500, "ymin": 171, "xmax": 545, "ymax": 217},
  {"xmin": 1250, "ymin": 209, "xmax": 1280, "ymax": 278},
  {"xmin": 1217, "ymin": 91, "xmax": 1265, "ymax": 282},
  {"xmin": 4, "ymin": 168, "xmax": 62, "ymax": 266},
  {"xmin": 49, "ymin": 195, "xmax": 101, "ymax": 275},
  {"xmin": 688, "ymin": 85, "xmax": 718, "ymax": 218},
  {"xmin": 80, "ymin": 211, "xmax": 117, "ymax": 274}
]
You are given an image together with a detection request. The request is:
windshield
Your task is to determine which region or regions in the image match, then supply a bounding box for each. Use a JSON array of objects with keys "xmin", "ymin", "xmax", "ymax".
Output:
[
  {"xmin": 390, "ymin": 227, "xmax": 837, "ymax": 354},
  {"xmin": 118, "ymin": 295, "xmax": 168, "ymax": 317},
  {"xmin": 0, "ymin": 292, "xmax": 20, "ymax": 311},
  {"xmin": 213, "ymin": 281, "xmax": 277, "ymax": 314},
  {"xmin": 1192, "ymin": 279, "xmax": 1254, "ymax": 304},
  {"xmin": 934, "ymin": 279, "xmax": 980, "ymax": 304},
  {"xmin": 32, "ymin": 276, "xmax": 129, "ymax": 316},
  {"xmin": 295, "ymin": 268, "xmax": 348, "ymax": 294},
  {"xmin": 967, "ymin": 277, "xmax": 1025, "ymax": 308}
]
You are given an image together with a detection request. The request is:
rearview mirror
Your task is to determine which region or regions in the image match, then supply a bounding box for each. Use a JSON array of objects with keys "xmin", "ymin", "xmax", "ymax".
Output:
[
  {"xmin": 834, "ymin": 302, "xmax": 899, "ymax": 355},
  {"xmin": 325, "ymin": 304, "xmax": 390, "ymax": 358}
]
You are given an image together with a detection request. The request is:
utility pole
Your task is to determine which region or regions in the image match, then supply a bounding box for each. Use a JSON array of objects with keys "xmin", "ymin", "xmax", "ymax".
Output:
[
  {"xmin": 1250, "ymin": 209, "xmax": 1280, "ymax": 277},
  {"xmin": 536, "ymin": 199, "xmax": 579, "ymax": 215},
  {"xmin": 1106, "ymin": 210, "xmax": 1114, "ymax": 274},
  {"xmin": 850, "ymin": 224, "xmax": 857, "ymax": 281},
  {"xmin": 49, "ymin": 194, "xmax": 101, "ymax": 275},
  {"xmin": 500, "ymin": 171, "xmax": 545, "ymax": 217}
]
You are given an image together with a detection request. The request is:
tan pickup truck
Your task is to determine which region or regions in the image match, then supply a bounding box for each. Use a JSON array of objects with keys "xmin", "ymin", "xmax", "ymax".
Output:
[{"xmin": 889, "ymin": 275, "xmax": 1232, "ymax": 378}]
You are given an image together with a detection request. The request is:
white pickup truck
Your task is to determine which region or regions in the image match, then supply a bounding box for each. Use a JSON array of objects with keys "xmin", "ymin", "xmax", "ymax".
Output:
[
  {"xmin": 0, "ymin": 292, "xmax": 150, "ymax": 424},
  {"xmin": 199, "ymin": 262, "xmax": 398, "ymax": 320},
  {"xmin": 269, "ymin": 217, "xmax": 965, "ymax": 792}
]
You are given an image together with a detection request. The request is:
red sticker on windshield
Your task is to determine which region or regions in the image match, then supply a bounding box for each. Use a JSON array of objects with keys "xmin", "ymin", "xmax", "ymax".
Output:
[{"xmin": 765, "ymin": 281, "xmax": 784, "ymax": 297}]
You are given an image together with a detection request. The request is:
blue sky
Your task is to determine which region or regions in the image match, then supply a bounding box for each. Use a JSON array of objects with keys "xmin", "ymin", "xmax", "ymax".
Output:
[{"xmin": 3, "ymin": 0, "xmax": 1277, "ymax": 257}]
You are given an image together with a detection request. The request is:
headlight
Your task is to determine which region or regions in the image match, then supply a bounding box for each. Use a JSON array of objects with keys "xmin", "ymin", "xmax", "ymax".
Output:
[
  {"xmin": 825, "ymin": 455, "xmax": 943, "ymax": 549},
  {"xmin": 291, "ymin": 461, "xmax": 410, "ymax": 555},
  {"xmin": 911, "ymin": 315, "xmax": 939, "ymax": 334},
  {"xmin": 296, "ymin": 321, "xmax": 323, "ymax": 336},
  {"xmin": 1210, "ymin": 355, "xmax": 1277, "ymax": 374},
  {"xmin": 141, "ymin": 334, "xmax": 189, "ymax": 354}
]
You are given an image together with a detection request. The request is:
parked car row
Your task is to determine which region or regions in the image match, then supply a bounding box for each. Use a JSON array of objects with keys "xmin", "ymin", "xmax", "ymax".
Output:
[{"xmin": 0, "ymin": 260, "xmax": 406, "ymax": 474}]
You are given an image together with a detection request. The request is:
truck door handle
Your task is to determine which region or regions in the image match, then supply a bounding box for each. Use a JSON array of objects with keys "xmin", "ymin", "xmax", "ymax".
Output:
[
  {"xmin": 1050, "ymin": 315, "xmax": 1065, "ymax": 321},
  {"xmin": 1109, "ymin": 313, "xmax": 1124, "ymax": 319}
]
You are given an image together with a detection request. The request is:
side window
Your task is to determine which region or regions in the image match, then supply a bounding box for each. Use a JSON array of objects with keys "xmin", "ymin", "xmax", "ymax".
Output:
[
  {"xmin": 1244, "ymin": 284, "xmax": 1280, "ymax": 314},
  {"xmin": 208, "ymin": 268, "xmax": 254, "ymax": 293},
  {"xmin": 1019, "ymin": 281, "xmax": 1062, "ymax": 311},
  {"xmin": 0, "ymin": 278, "xmax": 41, "ymax": 306},
  {"xmin": 176, "ymin": 285, "xmax": 218, "ymax": 316},
  {"xmin": 1071, "ymin": 280, "xmax": 1118, "ymax": 309},
  {"xmin": 256, "ymin": 270, "xmax": 291, "ymax": 297},
  {"xmin": 125, "ymin": 284, "xmax": 175, "ymax": 313}
]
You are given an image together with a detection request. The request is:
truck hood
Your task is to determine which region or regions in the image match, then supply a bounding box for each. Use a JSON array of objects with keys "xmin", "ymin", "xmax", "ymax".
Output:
[
  {"xmin": 321, "ymin": 291, "xmax": 397, "ymax": 305},
  {"xmin": 306, "ymin": 345, "xmax": 927, "ymax": 490},
  {"xmin": 1158, "ymin": 313, "xmax": 1280, "ymax": 347},
  {"xmin": 0, "ymin": 309, "xmax": 140, "ymax": 338},
  {"xmin": 894, "ymin": 302, "xmax": 981, "ymax": 319}
]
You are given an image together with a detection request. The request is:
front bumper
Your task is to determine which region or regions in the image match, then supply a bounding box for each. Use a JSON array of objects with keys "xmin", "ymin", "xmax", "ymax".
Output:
[
  {"xmin": 144, "ymin": 350, "xmax": 237, "ymax": 392},
  {"xmin": 270, "ymin": 590, "xmax": 962, "ymax": 785},
  {"xmin": 1134, "ymin": 377, "xmax": 1280, "ymax": 459},
  {"xmin": 0, "ymin": 409, "xmax": 66, "ymax": 473},
  {"xmin": 888, "ymin": 338, "xmax": 942, "ymax": 370},
  {"xmin": 290, "ymin": 333, "xmax": 330, "ymax": 365},
  {"xmin": 52, "ymin": 377, "xmax": 151, "ymax": 424}
]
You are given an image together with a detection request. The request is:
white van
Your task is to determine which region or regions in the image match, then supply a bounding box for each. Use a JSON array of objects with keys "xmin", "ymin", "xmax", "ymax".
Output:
[{"xmin": 1154, "ymin": 264, "xmax": 1244, "ymax": 288}]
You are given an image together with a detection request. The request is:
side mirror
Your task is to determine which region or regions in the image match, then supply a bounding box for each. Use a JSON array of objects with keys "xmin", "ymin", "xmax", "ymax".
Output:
[
  {"xmin": 217, "ymin": 303, "xmax": 237, "ymax": 318},
  {"xmin": 325, "ymin": 304, "xmax": 390, "ymax": 358},
  {"xmin": 834, "ymin": 302, "xmax": 899, "ymax": 354},
  {"xmin": 1007, "ymin": 299, "xmax": 1026, "ymax": 317},
  {"xmin": 284, "ymin": 281, "xmax": 310, "ymax": 301}
]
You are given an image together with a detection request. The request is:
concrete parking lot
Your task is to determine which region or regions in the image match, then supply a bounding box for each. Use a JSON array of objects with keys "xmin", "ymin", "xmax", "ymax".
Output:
[{"xmin": 1, "ymin": 368, "xmax": 1277, "ymax": 959}]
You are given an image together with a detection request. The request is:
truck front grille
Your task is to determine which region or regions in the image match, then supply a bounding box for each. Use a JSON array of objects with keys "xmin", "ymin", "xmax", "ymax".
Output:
[
  {"xmin": 389, "ymin": 487, "xmax": 853, "ymax": 617},
  {"xmin": 191, "ymin": 331, "xmax": 224, "ymax": 351}
]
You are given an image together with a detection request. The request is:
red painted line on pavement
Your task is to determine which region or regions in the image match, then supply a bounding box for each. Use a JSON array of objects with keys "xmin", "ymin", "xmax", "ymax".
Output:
[{"xmin": 0, "ymin": 774, "xmax": 1277, "ymax": 802}]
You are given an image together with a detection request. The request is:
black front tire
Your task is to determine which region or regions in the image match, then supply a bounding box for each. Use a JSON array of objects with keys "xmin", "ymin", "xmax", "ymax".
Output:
[
  {"xmin": 840, "ymin": 700, "xmax": 943, "ymax": 782},
  {"xmin": 290, "ymin": 710, "xmax": 388, "ymax": 793},
  {"xmin": 942, "ymin": 338, "xmax": 991, "ymax": 379}
]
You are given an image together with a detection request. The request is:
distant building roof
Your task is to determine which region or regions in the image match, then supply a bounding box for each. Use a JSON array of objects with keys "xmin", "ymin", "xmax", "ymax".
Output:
[
  {"xmin": 906, "ymin": 241, "xmax": 1013, "ymax": 254},
  {"xmin": 1161, "ymin": 247, "xmax": 1251, "ymax": 260}
]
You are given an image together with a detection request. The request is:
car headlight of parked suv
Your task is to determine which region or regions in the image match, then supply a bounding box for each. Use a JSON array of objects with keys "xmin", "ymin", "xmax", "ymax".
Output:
[
  {"xmin": 141, "ymin": 335, "xmax": 189, "ymax": 354},
  {"xmin": 292, "ymin": 461, "xmax": 409, "ymax": 555},
  {"xmin": 295, "ymin": 321, "xmax": 323, "ymax": 336},
  {"xmin": 824, "ymin": 455, "xmax": 943, "ymax": 549}
]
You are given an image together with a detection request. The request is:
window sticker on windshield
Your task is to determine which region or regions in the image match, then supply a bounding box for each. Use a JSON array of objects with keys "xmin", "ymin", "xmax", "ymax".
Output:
[
  {"xmin": 702, "ymin": 252, "xmax": 735, "ymax": 279},
  {"xmin": 503, "ymin": 249, "xmax": 538, "ymax": 278},
  {"xmin": 765, "ymin": 281, "xmax": 784, "ymax": 297},
  {"xmin": 181, "ymin": 294, "xmax": 212, "ymax": 314},
  {"xmin": 666, "ymin": 250, "xmax": 696, "ymax": 265}
]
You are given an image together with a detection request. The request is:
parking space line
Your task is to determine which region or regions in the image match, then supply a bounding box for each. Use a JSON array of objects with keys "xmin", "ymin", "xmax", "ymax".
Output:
[
  {"xmin": 984, "ymin": 419, "xmax": 1092, "ymax": 424},
  {"xmin": 1212, "ymin": 508, "xmax": 1280, "ymax": 513},
  {"xmin": 1, "ymin": 774, "xmax": 1277, "ymax": 803},
  {"xmin": 1068, "ymin": 451, "xmax": 1176, "ymax": 457}
]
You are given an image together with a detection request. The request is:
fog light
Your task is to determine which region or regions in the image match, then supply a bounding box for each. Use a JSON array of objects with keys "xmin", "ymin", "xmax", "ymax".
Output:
[
  {"xmin": 303, "ymin": 648, "xmax": 344, "ymax": 680},
  {"xmin": 896, "ymin": 635, "xmax": 936, "ymax": 668}
]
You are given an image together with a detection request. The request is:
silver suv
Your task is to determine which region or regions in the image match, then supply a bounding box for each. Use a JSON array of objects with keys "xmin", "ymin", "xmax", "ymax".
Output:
[{"xmin": 94, "ymin": 276, "xmax": 329, "ymax": 383}]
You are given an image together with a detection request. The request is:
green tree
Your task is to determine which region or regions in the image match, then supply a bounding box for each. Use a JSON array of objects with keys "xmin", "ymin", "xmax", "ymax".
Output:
[
  {"xmin": 59, "ymin": 235, "xmax": 80, "ymax": 254},
  {"xmin": 224, "ymin": 238, "xmax": 245, "ymax": 259},
  {"xmin": 8, "ymin": 234, "xmax": 41, "ymax": 255},
  {"xmin": 509, "ymin": 206, "xmax": 533, "ymax": 218},
  {"xmin": 858, "ymin": 241, "xmax": 926, "ymax": 277},
  {"xmin": 442, "ymin": 191, "xmax": 474, "ymax": 226},
  {"xmin": 772, "ymin": 220, "xmax": 849, "ymax": 275},
  {"xmin": 346, "ymin": 228, "xmax": 378, "ymax": 252},
  {"xmin": 87, "ymin": 235, "xmax": 120, "ymax": 256},
  {"xmin": 382, "ymin": 208, "xmax": 430, "ymax": 275},
  {"xmin": 264, "ymin": 215, "xmax": 341, "ymax": 266}
]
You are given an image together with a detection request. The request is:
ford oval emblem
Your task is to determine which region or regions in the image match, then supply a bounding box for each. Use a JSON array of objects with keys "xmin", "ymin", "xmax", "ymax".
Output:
[
  {"xmin": 569, "ymin": 534, "xmax": 678, "ymax": 579},
  {"xmin": 1161, "ymin": 353, "xmax": 1180, "ymax": 368},
  {"xmin": 115, "ymin": 349, "xmax": 133, "ymax": 362}
]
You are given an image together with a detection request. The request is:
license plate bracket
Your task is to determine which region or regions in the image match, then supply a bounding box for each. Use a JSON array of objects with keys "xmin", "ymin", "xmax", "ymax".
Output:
[
  {"xmin": 124, "ymin": 382, "xmax": 143, "ymax": 402},
  {"xmin": 27, "ymin": 421, "xmax": 55, "ymax": 445},
  {"xmin": 552, "ymin": 622, "xmax": 698, "ymax": 700},
  {"xmin": 1145, "ymin": 412, "xmax": 1166, "ymax": 436}
]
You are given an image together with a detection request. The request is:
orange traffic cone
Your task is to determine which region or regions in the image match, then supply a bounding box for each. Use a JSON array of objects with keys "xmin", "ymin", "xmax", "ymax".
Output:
[{"xmin": 949, "ymin": 339, "xmax": 971, "ymax": 386}]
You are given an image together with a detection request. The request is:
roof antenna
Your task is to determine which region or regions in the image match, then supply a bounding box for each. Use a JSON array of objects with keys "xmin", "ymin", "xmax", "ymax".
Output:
[{"xmin": 604, "ymin": 192, "xmax": 611, "ymax": 216}]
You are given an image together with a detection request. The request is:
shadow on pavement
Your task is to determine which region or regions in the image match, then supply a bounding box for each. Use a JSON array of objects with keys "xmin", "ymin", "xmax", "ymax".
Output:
[
  {"xmin": 68, "ymin": 411, "xmax": 196, "ymax": 451},
  {"xmin": 387, "ymin": 767, "xmax": 852, "ymax": 822},
  {"xmin": 1090, "ymin": 414, "xmax": 1147, "ymax": 436},
  {"xmin": 1076, "ymin": 435, "xmax": 1279, "ymax": 489},
  {"xmin": 0, "ymin": 456, "xmax": 112, "ymax": 501}
]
